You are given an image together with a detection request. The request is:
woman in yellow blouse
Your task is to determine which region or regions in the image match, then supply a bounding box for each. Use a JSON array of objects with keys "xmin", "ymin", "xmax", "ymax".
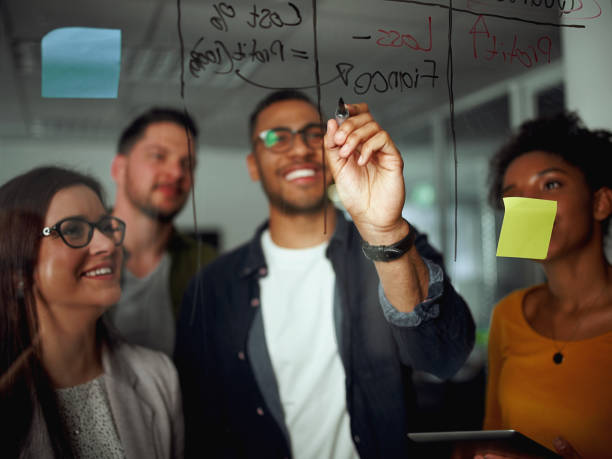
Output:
[{"xmin": 483, "ymin": 113, "xmax": 612, "ymax": 459}]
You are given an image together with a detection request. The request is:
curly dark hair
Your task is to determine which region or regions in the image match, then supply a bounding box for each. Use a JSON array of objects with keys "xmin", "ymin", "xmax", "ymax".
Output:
[{"xmin": 488, "ymin": 112, "xmax": 612, "ymax": 233}]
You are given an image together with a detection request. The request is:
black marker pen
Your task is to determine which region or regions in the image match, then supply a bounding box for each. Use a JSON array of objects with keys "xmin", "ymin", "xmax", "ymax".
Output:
[{"xmin": 334, "ymin": 97, "xmax": 349, "ymax": 126}]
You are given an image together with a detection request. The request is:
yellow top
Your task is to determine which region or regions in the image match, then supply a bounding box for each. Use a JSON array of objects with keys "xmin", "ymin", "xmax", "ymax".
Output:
[{"xmin": 483, "ymin": 286, "xmax": 612, "ymax": 459}]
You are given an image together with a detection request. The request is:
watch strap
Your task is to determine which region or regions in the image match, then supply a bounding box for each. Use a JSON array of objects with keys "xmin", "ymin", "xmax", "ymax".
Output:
[{"xmin": 361, "ymin": 228, "xmax": 416, "ymax": 262}]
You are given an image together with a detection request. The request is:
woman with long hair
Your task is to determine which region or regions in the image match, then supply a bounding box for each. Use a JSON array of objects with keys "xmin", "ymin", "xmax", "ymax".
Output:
[
  {"xmin": 0, "ymin": 166, "xmax": 183, "ymax": 458},
  {"xmin": 483, "ymin": 113, "xmax": 612, "ymax": 458}
]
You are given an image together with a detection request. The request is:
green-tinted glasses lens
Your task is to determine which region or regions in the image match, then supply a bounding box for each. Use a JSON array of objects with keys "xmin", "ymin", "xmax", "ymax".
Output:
[{"xmin": 263, "ymin": 130, "xmax": 281, "ymax": 148}]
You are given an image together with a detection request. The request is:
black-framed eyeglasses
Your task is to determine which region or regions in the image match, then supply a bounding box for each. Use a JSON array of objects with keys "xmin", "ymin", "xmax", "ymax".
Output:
[
  {"xmin": 41, "ymin": 216, "xmax": 126, "ymax": 249},
  {"xmin": 256, "ymin": 123, "xmax": 325, "ymax": 153}
]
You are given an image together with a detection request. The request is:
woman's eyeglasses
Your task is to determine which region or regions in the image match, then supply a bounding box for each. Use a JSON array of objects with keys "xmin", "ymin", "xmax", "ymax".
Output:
[
  {"xmin": 41, "ymin": 216, "xmax": 126, "ymax": 249},
  {"xmin": 256, "ymin": 123, "xmax": 325, "ymax": 153}
]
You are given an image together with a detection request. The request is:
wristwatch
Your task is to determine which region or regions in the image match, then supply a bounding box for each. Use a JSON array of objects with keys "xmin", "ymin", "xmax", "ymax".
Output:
[{"xmin": 361, "ymin": 228, "xmax": 416, "ymax": 262}]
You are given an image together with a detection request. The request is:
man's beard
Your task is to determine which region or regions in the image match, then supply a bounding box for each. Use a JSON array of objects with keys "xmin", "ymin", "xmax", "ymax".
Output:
[
  {"xmin": 261, "ymin": 180, "xmax": 329, "ymax": 215},
  {"xmin": 126, "ymin": 184, "xmax": 185, "ymax": 223}
]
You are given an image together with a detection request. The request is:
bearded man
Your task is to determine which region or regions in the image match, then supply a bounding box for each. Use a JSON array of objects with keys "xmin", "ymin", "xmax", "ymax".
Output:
[{"xmin": 109, "ymin": 108, "xmax": 215, "ymax": 355}]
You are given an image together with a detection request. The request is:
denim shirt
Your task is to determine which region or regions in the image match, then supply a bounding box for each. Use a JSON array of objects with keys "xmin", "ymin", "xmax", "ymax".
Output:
[{"xmin": 175, "ymin": 211, "xmax": 475, "ymax": 458}]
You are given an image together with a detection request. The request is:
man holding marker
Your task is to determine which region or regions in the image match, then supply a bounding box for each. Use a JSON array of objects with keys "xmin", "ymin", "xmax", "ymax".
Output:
[
  {"xmin": 175, "ymin": 90, "xmax": 474, "ymax": 458},
  {"xmin": 108, "ymin": 108, "xmax": 216, "ymax": 356}
]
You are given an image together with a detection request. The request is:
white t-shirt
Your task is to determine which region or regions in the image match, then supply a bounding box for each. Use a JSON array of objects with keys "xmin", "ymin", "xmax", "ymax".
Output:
[{"xmin": 260, "ymin": 230, "xmax": 359, "ymax": 459}]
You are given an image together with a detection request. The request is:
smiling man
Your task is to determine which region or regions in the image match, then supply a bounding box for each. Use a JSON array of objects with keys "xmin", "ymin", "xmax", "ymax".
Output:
[
  {"xmin": 108, "ymin": 108, "xmax": 215, "ymax": 356},
  {"xmin": 175, "ymin": 90, "xmax": 475, "ymax": 458}
]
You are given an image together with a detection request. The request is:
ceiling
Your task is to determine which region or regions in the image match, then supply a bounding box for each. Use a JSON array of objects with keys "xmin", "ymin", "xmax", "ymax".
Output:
[{"xmin": 0, "ymin": 0, "xmax": 566, "ymax": 149}]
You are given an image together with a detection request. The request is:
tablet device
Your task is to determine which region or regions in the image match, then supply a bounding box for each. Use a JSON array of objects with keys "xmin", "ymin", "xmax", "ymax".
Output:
[{"xmin": 407, "ymin": 430, "xmax": 562, "ymax": 458}]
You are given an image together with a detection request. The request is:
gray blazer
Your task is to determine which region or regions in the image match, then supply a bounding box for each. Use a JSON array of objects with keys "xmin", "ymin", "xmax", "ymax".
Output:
[{"xmin": 22, "ymin": 342, "xmax": 184, "ymax": 459}]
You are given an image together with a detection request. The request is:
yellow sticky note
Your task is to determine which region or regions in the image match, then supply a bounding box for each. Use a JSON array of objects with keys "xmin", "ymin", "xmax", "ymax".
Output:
[{"xmin": 496, "ymin": 197, "xmax": 557, "ymax": 260}]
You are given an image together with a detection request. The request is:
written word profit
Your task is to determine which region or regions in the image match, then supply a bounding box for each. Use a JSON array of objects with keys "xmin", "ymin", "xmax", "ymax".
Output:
[
  {"xmin": 376, "ymin": 17, "xmax": 433, "ymax": 52},
  {"xmin": 469, "ymin": 16, "xmax": 552, "ymax": 68},
  {"xmin": 190, "ymin": 37, "xmax": 292, "ymax": 76},
  {"xmin": 336, "ymin": 60, "xmax": 439, "ymax": 95}
]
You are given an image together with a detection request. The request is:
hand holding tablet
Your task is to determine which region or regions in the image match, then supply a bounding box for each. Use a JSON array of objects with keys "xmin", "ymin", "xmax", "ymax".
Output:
[{"xmin": 408, "ymin": 430, "xmax": 562, "ymax": 458}]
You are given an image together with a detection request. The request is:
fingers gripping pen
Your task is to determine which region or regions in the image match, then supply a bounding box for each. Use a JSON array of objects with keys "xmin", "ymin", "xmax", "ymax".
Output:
[
  {"xmin": 325, "ymin": 97, "xmax": 349, "ymax": 234},
  {"xmin": 334, "ymin": 97, "xmax": 349, "ymax": 126}
]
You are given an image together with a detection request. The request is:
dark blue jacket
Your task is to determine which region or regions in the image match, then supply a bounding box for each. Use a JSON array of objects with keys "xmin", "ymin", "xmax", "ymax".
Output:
[{"xmin": 175, "ymin": 212, "xmax": 474, "ymax": 458}]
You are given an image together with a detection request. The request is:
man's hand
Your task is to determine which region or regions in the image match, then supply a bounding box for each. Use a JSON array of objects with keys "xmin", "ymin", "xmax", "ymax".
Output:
[
  {"xmin": 325, "ymin": 102, "xmax": 429, "ymax": 312},
  {"xmin": 324, "ymin": 102, "xmax": 407, "ymax": 245}
]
